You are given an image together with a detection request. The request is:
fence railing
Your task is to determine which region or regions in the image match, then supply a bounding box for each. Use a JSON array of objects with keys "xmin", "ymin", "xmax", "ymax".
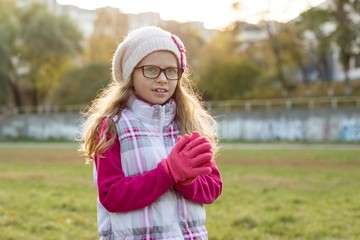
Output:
[
  {"xmin": 207, "ymin": 96, "xmax": 360, "ymax": 112},
  {"xmin": 0, "ymin": 104, "xmax": 86, "ymax": 122},
  {"xmin": 1, "ymin": 96, "xmax": 359, "ymax": 121}
]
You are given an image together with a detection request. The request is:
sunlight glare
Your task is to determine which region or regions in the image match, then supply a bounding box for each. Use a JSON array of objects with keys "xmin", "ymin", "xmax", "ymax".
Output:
[{"xmin": 56, "ymin": 0, "xmax": 326, "ymax": 29}]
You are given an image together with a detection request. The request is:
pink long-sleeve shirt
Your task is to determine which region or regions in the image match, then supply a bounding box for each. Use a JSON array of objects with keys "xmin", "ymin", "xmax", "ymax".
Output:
[{"xmin": 95, "ymin": 119, "xmax": 222, "ymax": 213}]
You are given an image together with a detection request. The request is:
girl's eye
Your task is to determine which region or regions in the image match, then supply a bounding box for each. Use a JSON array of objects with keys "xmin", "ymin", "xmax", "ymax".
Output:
[
  {"xmin": 143, "ymin": 66, "xmax": 160, "ymax": 77},
  {"xmin": 147, "ymin": 67, "xmax": 158, "ymax": 73},
  {"xmin": 166, "ymin": 68, "xmax": 176, "ymax": 74}
]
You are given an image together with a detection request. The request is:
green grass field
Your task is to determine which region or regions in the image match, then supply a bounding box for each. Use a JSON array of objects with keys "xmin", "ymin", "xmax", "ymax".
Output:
[{"xmin": 0, "ymin": 143, "xmax": 359, "ymax": 240}]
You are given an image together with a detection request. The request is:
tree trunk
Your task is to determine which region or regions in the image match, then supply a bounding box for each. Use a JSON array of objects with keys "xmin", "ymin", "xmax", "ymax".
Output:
[
  {"xmin": 4, "ymin": 62, "xmax": 24, "ymax": 111},
  {"xmin": 318, "ymin": 55, "xmax": 333, "ymax": 82},
  {"xmin": 343, "ymin": 59, "xmax": 352, "ymax": 95},
  {"xmin": 5, "ymin": 73, "xmax": 23, "ymax": 111},
  {"xmin": 300, "ymin": 66, "xmax": 309, "ymax": 85},
  {"xmin": 266, "ymin": 23, "xmax": 288, "ymax": 89},
  {"xmin": 341, "ymin": 52, "xmax": 351, "ymax": 85},
  {"xmin": 30, "ymin": 87, "xmax": 39, "ymax": 106}
]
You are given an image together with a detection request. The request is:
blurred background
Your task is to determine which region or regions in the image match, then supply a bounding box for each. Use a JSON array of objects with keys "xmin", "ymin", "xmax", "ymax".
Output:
[
  {"xmin": 0, "ymin": 0, "xmax": 359, "ymax": 142},
  {"xmin": 1, "ymin": 1, "xmax": 359, "ymax": 239}
]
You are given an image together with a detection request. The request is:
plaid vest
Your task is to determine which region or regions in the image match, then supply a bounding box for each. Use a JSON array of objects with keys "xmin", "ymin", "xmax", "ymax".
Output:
[{"xmin": 97, "ymin": 97, "xmax": 207, "ymax": 240}]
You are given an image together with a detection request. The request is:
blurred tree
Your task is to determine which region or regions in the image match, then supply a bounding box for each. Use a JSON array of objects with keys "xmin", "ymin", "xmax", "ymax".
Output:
[
  {"xmin": 228, "ymin": 21, "xmax": 276, "ymax": 90},
  {"xmin": 277, "ymin": 24, "xmax": 309, "ymax": 84},
  {"xmin": 0, "ymin": 2, "xmax": 82, "ymax": 107},
  {"xmin": 53, "ymin": 63, "xmax": 110, "ymax": 105},
  {"xmin": 198, "ymin": 30, "xmax": 261, "ymax": 100},
  {"xmin": 200, "ymin": 57, "xmax": 261, "ymax": 100},
  {"xmin": 0, "ymin": 1, "xmax": 22, "ymax": 107},
  {"xmin": 240, "ymin": 39, "xmax": 277, "ymax": 89},
  {"xmin": 231, "ymin": 2, "xmax": 293, "ymax": 90},
  {"xmin": 331, "ymin": 0, "xmax": 360, "ymax": 88},
  {"xmin": 0, "ymin": 71, "xmax": 11, "ymax": 105},
  {"xmin": 233, "ymin": 21, "xmax": 300, "ymax": 91},
  {"xmin": 298, "ymin": 8, "xmax": 333, "ymax": 82},
  {"xmin": 264, "ymin": 21, "xmax": 292, "ymax": 90},
  {"xmin": 160, "ymin": 21, "xmax": 205, "ymax": 74},
  {"xmin": 85, "ymin": 7, "xmax": 128, "ymax": 63}
]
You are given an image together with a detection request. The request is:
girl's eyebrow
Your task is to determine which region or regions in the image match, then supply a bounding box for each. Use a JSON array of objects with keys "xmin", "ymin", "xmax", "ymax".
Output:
[{"xmin": 141, "ymin": 63, "xmax": 178, "ymax": 68}]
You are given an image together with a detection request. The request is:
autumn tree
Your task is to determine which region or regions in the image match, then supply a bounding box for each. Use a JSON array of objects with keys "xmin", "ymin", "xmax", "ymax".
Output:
[
  {"xmin": 85, "ymin": 7, "xmax": 128, "ymax": 63},
  {"xmin": 275, "ymin": 23, "xmax": 309, "ymax": 84},
  {"xmin": 198, "ymin": 30, "xmax": 261, "ymax": 100},
  {"xmin": 331, "ymin": 0, "xmax": 360, "ymax": 87},
  {"xmin": 160, "ymin": 21, "xmax": 206, "ymax": 74},
  {"xmin": 299, "ymin": 0, "xmax": 359, "ymax": 92},
  {"xmin": 0, "ymin": 71, "xmax": 11, "ymax": 105},
  {"xmin": 53, "ymin": 63, "xmax": 110, "ymax": 105},
  {"xmin": 0, "ymin": 2, "xmax": 82, "ymax": 107},
  {"xmin": 0, "ymin": 1, "xmax": 22, "ymax": 107},
  {"xmin": 297, "ymin": 7, "xmax": 334, "ymax": 82}
]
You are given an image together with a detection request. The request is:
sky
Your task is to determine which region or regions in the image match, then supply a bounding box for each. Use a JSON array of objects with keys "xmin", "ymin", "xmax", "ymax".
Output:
[{"xmin": 57, "ymin": 0, "xmax": 326, "ymax": 29}]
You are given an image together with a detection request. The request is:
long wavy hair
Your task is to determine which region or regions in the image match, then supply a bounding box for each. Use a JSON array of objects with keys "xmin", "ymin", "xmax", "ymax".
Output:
[{"xmin": 79, "ymin": 68, "xmax": 219, "ymax": 163}]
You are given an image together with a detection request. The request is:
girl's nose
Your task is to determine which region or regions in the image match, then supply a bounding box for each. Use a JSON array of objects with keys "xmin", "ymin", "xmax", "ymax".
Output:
[{"xmin": 156, "ymin": 71, "xmax": 167, "ymax": 83}]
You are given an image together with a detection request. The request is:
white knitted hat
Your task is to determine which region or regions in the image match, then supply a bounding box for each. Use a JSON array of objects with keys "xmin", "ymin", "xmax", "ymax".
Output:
[{"xmin": 112, "ymin": 26, "xmax": 187, "ymax": 82}]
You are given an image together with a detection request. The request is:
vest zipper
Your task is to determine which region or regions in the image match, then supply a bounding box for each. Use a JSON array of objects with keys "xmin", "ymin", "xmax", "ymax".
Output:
[{"xmin": 159, "ymin": 106, "xmax": 168, "ymax": 154}]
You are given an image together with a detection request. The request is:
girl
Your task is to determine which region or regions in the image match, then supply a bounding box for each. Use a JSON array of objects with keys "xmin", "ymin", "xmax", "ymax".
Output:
[{"xmin": 80, "ymin": 26, "xmax": 222, "ymax": 239}]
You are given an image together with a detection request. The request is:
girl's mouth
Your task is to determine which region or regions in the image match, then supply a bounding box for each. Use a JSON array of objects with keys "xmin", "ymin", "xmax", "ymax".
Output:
[{"xmin": 152, "ymin": 88, "xmax": 168, "ymax": 93}]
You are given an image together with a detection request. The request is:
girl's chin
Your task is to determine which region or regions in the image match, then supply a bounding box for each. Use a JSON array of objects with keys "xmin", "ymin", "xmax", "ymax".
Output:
[
  {"xmin": 134, "ymin": 92, "xmax": 171, "ymax": 105},
  {"xmin": 139, "ymin": 97, "xmax": 168, "ymax": 106}
]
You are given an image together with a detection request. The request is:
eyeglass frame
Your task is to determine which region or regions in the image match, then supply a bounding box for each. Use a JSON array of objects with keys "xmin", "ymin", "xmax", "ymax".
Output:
[{"xmin": 134, "ymin": 65, "xmax": 184, "ymax": 80}]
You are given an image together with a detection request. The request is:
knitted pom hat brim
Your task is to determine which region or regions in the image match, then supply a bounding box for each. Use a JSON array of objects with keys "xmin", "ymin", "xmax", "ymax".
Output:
[{"xmin": 112, "ymin": 26, "xmax": 187, "ymax": 82}]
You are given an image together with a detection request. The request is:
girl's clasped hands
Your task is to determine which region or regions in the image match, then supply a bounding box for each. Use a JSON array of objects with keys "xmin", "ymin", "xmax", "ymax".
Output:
[{"xmin": 162, "ymin": 131, "xmax": 213, "ymax": 185}]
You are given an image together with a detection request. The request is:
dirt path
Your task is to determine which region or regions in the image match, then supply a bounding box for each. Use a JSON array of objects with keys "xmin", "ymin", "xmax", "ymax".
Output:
[
  {"xmin": 221, "ymin": 143, "xmax": 360, "ymax": 150},
  {"xmin": 0, "ymin": 142, "xmax": 359, "ymax": 150},
  {"xmin": 0, "ymin": 142, "xmax": 77, "ymax": 149}
]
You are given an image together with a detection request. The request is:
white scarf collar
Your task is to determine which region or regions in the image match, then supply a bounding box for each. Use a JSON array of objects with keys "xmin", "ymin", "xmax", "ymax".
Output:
[{"xmin": 126, "ymin": 95, "xmax": 176, "ymax": 126}]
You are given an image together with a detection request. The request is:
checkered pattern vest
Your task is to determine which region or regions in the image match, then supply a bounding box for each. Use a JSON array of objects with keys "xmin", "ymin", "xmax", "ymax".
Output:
[{"xmin": 98, "ymin": 97, "xmax": 207, "ymax": 240}]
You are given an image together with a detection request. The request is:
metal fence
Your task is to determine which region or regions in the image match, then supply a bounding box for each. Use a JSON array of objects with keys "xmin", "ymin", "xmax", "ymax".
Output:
[
  {"xmin": 0, "ymin": 105, "xmax": 86, "ymax": 122},
  {"xmin": 207, "ymin": 96, "xmax": 360, "ymax": 112},
  {"xmin": 1, "ymin": 96, "xmax": 360, "ymax": 121}
]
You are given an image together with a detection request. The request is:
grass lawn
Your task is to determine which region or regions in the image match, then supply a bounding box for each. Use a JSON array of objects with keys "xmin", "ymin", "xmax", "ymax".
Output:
[{"xmin": 0, "ymin": 143, "xmax": 359, "ymax": 239}]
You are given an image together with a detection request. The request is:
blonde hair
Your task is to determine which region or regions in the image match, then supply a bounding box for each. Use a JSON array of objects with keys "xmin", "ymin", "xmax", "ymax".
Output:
[{"xmin": 79, "ymin": 69, "xmax": 219, "ymax": 162}]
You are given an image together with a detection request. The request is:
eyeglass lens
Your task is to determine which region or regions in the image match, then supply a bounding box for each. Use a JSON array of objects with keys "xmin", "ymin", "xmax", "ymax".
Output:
[{"xmin": 141, "ymin": 66, "xmax": 182, "ymax": 80}]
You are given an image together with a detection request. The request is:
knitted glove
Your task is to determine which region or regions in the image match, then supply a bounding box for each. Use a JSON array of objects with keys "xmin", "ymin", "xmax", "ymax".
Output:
[
  {"xmin": 162, "ymin": 132, "xmax": 212, "ymax": 183},
  {"xmin": 176, "ymin": 132, "xmax": 213, "ymax": 186},
  {"xmin": 176, "ymin": 159, "xmax": 213, "ymax": 186}
]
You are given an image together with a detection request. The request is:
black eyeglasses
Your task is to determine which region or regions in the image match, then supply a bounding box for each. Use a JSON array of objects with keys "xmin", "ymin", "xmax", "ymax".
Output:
[{"xmin": 135, "ymin": 65, "xmax": 183, "ymax": 80}]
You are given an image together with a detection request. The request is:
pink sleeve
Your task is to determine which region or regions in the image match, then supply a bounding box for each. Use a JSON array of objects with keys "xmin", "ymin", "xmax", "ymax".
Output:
[
  {"xmin": 95, "ymin": 118, "xmax": 175, "ymax": 213},
  {"xmin": 174, "ymin": 161, "xmax": 222, "ymax": 204}
]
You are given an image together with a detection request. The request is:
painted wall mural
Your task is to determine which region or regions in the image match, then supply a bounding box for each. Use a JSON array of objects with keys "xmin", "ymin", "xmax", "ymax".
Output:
[
  {"xmin": 0, "ymin": 109, "xmax": 359, "ymax": 142},
  {"xmin": 217, "ymin": 109, "xmax": 360, "ymax": 141}
]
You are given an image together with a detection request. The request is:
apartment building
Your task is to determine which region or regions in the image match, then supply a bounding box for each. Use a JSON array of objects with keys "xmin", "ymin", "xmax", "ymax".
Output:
[{"xmin": 17, "ymin": 0, "xmax": 211, "ymax": 40}]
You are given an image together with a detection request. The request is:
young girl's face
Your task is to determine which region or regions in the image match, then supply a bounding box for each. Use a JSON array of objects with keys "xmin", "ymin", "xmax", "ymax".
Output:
[{"xmin": 132, "ymin": 50, "xmax": 179, "ymax": 105}]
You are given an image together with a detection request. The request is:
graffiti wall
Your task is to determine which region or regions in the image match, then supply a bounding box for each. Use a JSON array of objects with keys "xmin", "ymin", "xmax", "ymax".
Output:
[
  {"xmin": 0, "ymin": 108, "xmax": 359, "ymax": 142},
  {"xmin": 217, "ymin": 108, "xmax": 360, "ymax": 141},
  {"xmin": 0, "ymin": 113, "xmax": 82, "ymax": 140}
]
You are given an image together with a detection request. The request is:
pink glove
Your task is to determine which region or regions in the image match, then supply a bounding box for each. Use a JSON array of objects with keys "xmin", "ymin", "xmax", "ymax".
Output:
[
  {"xmin": 176, "ymin": 132, "xmax": 213, "ymax": 186},
  {"xmin": 176, "ymin": 159, "xmax": 213, "ymax": 186},
  {"xmin": 162, "ymin": 132, "xmax": 213, "ymax": 183}
]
